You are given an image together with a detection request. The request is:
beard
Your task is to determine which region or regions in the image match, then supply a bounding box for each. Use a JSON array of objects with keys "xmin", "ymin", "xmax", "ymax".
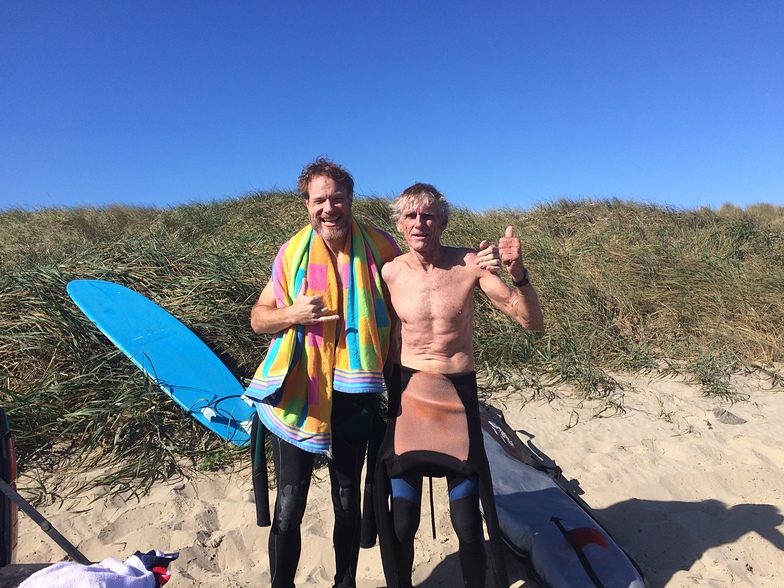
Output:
[{"xmin": 311, "ymin": 218, "xmax": 350, "ymax": 242}]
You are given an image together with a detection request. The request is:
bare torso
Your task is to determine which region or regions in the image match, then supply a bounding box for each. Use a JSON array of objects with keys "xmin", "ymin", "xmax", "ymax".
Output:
[{"xmin": 382, "ymin": 246, "xmax": 484, "ymax": 374}]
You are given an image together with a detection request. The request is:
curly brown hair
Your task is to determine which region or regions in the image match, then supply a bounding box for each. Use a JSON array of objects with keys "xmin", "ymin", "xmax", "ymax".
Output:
[{"xmin": 296, "ymin": 157, "xmax": 355, "ymax": 199}]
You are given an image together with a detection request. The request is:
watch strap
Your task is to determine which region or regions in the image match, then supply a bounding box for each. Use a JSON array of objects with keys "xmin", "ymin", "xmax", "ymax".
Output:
[{"xmin": 512, "ymin": 268, "xmax": 530, "ymax": 288}]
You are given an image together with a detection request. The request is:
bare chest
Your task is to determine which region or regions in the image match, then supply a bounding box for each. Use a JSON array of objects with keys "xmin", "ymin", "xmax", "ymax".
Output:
[{"xmin": 390, "ymin": 266, "xmax": 477, "ymax": 324}]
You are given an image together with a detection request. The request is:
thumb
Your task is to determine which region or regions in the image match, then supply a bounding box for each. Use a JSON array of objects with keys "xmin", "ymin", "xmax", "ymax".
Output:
[
  {"xmin": 298, "ymin": 278, "xmax": 309, "ymax": 297},
  {"xmin": 479, "ymin": 239, "xmax": 489, "ymax": 250},
  {"xmin": 505, "ymin": 226, "xmax": 514, "ymax": 238}
]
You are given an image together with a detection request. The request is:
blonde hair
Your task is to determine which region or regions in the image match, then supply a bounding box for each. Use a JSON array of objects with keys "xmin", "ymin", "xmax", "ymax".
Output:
[{"xmin": 391, "ymin": 183, "xmax": 450, "ymax": 222}]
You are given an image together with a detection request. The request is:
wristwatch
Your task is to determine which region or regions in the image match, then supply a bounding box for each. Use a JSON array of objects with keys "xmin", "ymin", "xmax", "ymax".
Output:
[{"xmin": 512, "ymin": 268, "xmax": 530, "ymax": 288}]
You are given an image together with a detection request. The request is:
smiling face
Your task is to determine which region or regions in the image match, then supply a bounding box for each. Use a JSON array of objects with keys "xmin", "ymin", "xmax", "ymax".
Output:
[
  {"xmin": 305, "ymin": 175, "xmax": 353, "ymax": 244},
  {"xmin": 396, "ymin": 201, "xmax": 447, "ymax": 254}
]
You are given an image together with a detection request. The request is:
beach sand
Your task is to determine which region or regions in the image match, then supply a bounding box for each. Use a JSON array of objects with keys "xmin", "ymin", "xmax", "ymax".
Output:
[{"xmin": 15, "ymin": 371, "xmax": 784, "ymax": 587}]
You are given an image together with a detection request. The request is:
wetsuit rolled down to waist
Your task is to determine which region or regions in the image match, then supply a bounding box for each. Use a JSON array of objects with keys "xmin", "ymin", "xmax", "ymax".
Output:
[{"xmin": 374, "ymin": 365, "xmax": 509, "ymax": 588}]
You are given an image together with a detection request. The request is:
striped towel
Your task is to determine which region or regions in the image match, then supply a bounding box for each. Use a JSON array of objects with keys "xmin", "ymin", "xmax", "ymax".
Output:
[{"xmin": 246, "ymin": 220, "xmax": 400, "ymax": 455}]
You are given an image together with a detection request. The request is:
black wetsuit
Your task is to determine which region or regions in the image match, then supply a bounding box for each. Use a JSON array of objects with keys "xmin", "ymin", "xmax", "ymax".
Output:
[
  {"xmin": 263, "ymin": 391, "xmax": 378, "ymax": 588},
  {"xmin": 374, "ymin": 365, "xmax": 509, "ymax": 588}
]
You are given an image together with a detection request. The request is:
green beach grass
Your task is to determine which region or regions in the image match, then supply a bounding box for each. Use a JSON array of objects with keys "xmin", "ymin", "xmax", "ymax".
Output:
[{"xmin": 2, "ymin": 194, "xmax": 783, "ymax": 498}]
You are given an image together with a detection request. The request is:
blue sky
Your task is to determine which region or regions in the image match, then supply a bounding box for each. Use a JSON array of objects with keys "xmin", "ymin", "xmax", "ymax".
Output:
[{"xmin": 2, "ymin": 1, "xmax": 782, "ymax": 212}]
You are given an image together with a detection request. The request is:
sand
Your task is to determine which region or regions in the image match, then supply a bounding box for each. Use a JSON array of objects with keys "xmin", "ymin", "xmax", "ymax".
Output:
[{"xmin": 15, "ymin": 371, "xmax": 784, "ymax": 587}]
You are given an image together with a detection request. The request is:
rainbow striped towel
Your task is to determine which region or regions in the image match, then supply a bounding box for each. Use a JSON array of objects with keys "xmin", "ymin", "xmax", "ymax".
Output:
[{"xmin": 246, "ymin": 220, "xmax": 400, "ymax": 455}]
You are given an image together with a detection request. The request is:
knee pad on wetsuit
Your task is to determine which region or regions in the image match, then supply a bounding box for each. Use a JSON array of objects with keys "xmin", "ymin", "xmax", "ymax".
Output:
[
  {"xmin": 275, "ymin": 480, "xmax": 309, "ymax": 533},
  {"xmin": 333, "ymin": 484, "xmax": 360, "ymax": 527},
  {"xmin": 337, "ymin": 485, "xmax": 358, "ymax": 512}
]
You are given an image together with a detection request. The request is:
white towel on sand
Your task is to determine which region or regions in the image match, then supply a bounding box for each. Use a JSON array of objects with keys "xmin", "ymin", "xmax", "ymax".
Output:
[{"xmin": 18, "ymin": 554, "xmax": 154, "ymax": 588}]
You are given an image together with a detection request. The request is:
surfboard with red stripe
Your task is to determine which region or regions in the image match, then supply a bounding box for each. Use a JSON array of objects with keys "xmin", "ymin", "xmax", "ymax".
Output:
[{"xmin": 480, "ymin": 405, "xmax": 649, "ymax": 587}]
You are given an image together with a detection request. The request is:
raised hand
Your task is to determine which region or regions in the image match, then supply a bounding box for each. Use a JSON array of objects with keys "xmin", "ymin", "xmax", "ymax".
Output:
[
  {"xmin": 291, "ymin": 278, "xmax": 339, "ymax": 325},
  {"xmin": 498, "ymin": 226, "xmax": 526, "ymax": 279},
  {"xmin": 476, "ymin": 239, "xmax": 501, "ymax": 274}
]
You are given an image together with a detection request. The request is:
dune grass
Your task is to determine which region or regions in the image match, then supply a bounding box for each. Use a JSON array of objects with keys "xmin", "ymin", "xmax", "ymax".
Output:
[{"xmin": 1, "ymin": 194, "xmax": 783, "ymax": 498}]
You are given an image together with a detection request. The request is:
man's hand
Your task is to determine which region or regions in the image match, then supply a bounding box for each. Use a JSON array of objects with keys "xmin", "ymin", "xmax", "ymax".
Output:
[
  {"xmin": 476, "ymin": 239, "xmax": 501, "ymax": 274},
  {"xmin": 498, "ymin": 226, "xmax": 526, "ymax": 280},
  {"xmin": 290, "ymin": 279, "xmax": 339, "ymax": 325}
]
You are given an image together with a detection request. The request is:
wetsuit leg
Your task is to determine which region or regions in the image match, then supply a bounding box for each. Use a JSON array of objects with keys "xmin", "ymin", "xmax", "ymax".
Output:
[
  {"xmin": 329, "ymin": 392, "xmax": 375, "ymax": 588},
  {"xmin": 447, "ymin": 475, "xmax": 486, "ymax": 588},
  {"xmin": 390, "ymin": 476, "xmax": 422, "ymax": 588},
  {"xmin": 269, "ymin": 433, "xmax": 314, "ymax": 588}
]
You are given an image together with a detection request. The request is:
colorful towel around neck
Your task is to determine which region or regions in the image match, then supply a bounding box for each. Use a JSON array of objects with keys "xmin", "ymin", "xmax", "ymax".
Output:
[{"xmin": 246, "ymin": 220, "xmax": 400, "ymax": 454}]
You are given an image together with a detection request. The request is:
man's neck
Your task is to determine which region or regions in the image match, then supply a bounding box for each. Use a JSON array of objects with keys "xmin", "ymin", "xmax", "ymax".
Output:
[
  {"xmin": 409, "ymin": 243, "xmax": 444, "ymax": 270},
  {"xmin": 324, "ymin": 235, "xmax": 348, "ymax": 258}
]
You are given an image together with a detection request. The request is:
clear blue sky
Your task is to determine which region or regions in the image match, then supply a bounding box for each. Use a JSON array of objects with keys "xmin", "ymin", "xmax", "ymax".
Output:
[{"xmin": 2, "ymin": 1, "xmax": 782, "ymax": 212}]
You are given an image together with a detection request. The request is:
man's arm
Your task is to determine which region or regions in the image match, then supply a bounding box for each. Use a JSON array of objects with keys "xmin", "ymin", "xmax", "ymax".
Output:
[
  {"xmin": 479, "ymin": 272, "xmax": 544, "ymax": 331},
  {"xmin": 250, "ymin": 279, "xmax": 339, "ymax": 335},
  {"xmin": 478, "ymin": 226, "xmax": 544, "ymax": 331}
]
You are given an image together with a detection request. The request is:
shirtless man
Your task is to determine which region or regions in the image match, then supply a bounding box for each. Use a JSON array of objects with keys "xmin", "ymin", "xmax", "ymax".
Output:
[{"xmin": 374, "ymin": 183, "xmax": 544, "ymax": 588}]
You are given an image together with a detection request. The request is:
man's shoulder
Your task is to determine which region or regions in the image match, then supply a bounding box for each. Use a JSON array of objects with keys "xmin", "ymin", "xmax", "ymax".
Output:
[
  {"xmin": 450, "ymin": 245, "xmax": 478, "ymax": 256},
  {"xmin": 382, "ymin": 253, "xmax": 410, "ymax": 274},
  {"xmin": 279, "ymin": 225, "xmax": 312, "ymax": 249},
  {"xmin": 388, "ymin": 251, "xmax": 412, "ymax": 264},
  {"xmin": 382, "ymin": 252, "xmax": 411, "ymax": 272},
  {"xmin": 440, "ymin": 247, "xmax": 489, "ymax": 283},
  {"xmin": 445, "ymin": 246, "xmax": 480, "ymax": 265}
]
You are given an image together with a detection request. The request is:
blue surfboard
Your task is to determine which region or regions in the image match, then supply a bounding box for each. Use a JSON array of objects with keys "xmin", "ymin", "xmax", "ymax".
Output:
[{"xmin": 67, "ymin": 279, "xmax": 254, "ymax": 447}]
